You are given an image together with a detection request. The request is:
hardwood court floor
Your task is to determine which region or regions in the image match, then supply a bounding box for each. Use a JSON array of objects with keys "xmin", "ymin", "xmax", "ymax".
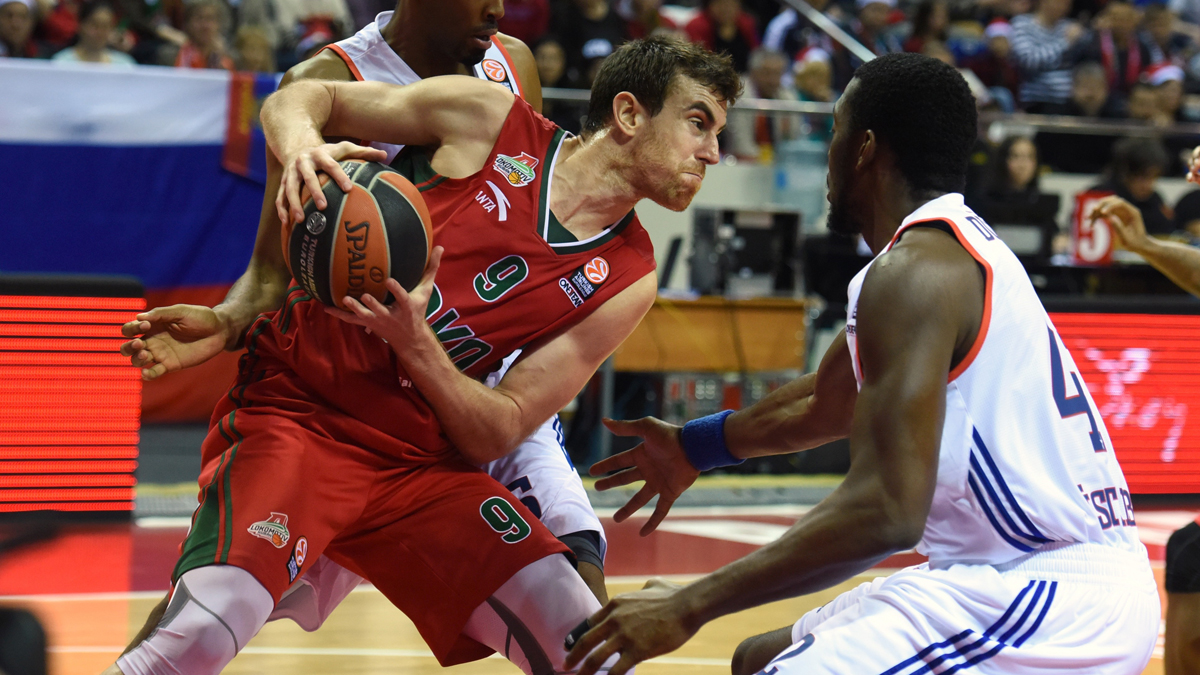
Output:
[{"xmin": 4, "ymin": 505, "xmax": 1187, "ymax": 675}]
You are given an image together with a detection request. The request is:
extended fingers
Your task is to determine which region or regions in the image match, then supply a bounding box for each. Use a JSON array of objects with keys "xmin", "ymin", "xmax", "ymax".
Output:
[
  {"xmin": 594, "ymin": 467, "xmax": 645, "ymax": 492},
  {"xmin": 564, "ymin": 607, "xmax": 617, "ymax": 670},
  {"xmin": 142, "ymin": 362, "xmax": 168, "ymax": 381},
  {"xmin": 590, "ymin": 449, "xmax": 638, "ymax": 477},
  {"xmin": 323, "ymin": 305, "xmax": 370, "ymax": 327},
  {"xmin": 602, "ymin": 417, "xmax": 653, "ymax": 438},
  {"xmin": 615, "ymin": 484, "xmax": 658, "ymax": 525},
  {"xmin": 340, "ymin": 296, "xmax": 378, "ymax": 321},
  {"xmin": 119, "ymin": 337, "xmax": 144, "ymax": 357},
  {"xmin": 642, "ymin": 493, "xmax": 678, "ymax": 536},
  {"xmin": 298, "ymin": 157, "xmax": 327, "ymax": 212},
  {"xmin": 121, "ymin": 319, "xmax": 151, "ymax": 338},
  {"xmin": 284, "ymin": 167, "xmax": 305, "ymax": 225},
  {"xmin": 578, "ymin": 639, "xmax": 623, "ymax": 675}
]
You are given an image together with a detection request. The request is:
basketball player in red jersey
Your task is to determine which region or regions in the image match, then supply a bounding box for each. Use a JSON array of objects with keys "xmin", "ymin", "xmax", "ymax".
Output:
[
  {"xmin": 117, "ymin": 0, "xmax": 607, "ymax": 650},
  {"xmin": 108, "ymin": 37, "xmax": 739, "ymax": 675}
]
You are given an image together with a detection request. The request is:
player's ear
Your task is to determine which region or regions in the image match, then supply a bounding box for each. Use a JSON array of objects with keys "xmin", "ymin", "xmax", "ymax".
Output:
[
  {"xmin": 855, "ymin": 129, "xmax": 877, "ymax": 170},
  {"xmin": 611, "ymin": 91, "xmax": 642, "ymax": 138}
]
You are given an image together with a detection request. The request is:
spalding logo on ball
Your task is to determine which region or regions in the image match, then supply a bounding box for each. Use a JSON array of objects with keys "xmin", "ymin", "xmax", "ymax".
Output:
[{"xmin": 282, "ymin": 159, "xmax": 434, "ymax": 309}]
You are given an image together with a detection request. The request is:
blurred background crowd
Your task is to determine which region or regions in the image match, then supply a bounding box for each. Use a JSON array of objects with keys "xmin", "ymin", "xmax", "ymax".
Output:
[{"xmin": 6, "ymin": 0, "xmax": 1200, "ymax": 246}]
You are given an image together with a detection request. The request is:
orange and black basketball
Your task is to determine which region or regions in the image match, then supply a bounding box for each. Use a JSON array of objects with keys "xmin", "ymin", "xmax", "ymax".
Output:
[{"xmin": 282, "ymin": 159, "xmax": 434, "ymax": 309}]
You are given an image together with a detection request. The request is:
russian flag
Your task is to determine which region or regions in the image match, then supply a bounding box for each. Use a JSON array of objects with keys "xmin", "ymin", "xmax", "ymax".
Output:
[{"xmin": 0, "ymin": 61, "xmax": 280, "ymax": 421}]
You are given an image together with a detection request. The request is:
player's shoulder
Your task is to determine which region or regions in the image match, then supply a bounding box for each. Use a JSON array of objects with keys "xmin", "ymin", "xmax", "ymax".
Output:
[
  {"xmin": 861, "ymin": 226, "xmax": 981, "ymax": 326},
  {"xmin": 497, "ymin": 33, "xmax": 535, "ymax": 66},
  {"xmin": 282, "ymin": 49, "xmax": 355, "ymax": 85}
]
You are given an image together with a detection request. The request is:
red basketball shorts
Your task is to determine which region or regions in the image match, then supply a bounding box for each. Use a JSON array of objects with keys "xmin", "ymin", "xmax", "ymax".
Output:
[{"xmin": 173, "ymin": 368, "xmax": 568, "ymax": 665}]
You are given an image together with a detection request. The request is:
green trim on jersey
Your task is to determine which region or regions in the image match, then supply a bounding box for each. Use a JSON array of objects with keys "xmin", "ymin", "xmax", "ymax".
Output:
[
  {"xmin": 172, "ymin": 319, "xmax": 270, "ymax": 581},
  {"xmin": 545, "ymin": 210, "xmax": 637, "ymax": 254},
  {"xmin": 390, "ymin": 147, "xmax": 447, "ymax": 192}
]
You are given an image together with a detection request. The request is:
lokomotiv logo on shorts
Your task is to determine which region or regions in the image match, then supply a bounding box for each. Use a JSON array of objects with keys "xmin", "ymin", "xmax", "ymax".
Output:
[{"xmin": 248, "ymin": 512, "xmax": 291, "ymax": 548}]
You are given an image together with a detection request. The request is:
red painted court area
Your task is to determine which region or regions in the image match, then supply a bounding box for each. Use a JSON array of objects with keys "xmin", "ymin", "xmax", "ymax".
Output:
[{"xmin": 1, "ymin": 506, "xmax": 1194, "ymax": 597}]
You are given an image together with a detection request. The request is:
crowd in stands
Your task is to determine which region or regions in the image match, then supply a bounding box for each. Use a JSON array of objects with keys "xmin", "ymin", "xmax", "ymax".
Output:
[{"xmin": 5, "ymin": 0, "xmax": 1200, "ymax": 238}]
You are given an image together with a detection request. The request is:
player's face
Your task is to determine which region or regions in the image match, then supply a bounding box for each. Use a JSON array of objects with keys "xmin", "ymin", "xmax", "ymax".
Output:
[
  {"xmin": 634, "ymin": 77, "xmax": 726, "ymax": 211},
  {"xmin": 425, "ymin": 0, "xmax": 504, "ymax": 67},
  {"xmin": 826, "ymin": 82, "xmax": 869, "ymax": 237}
]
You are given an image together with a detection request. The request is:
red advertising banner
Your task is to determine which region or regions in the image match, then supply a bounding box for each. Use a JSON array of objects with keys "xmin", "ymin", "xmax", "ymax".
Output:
[
  {"xmin": 1051, "ymin": 312, "xmax": 1200, "ymax": 493},
  {"xmin": 0, "ymin": 293, "xmax": 143, "ymax": 513}
]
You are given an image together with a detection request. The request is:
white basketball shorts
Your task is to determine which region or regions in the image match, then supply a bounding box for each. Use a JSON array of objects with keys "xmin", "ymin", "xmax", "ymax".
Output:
[{"xmin": 760, "ymin": 543, "xmax": 1160, "ymax": 675}]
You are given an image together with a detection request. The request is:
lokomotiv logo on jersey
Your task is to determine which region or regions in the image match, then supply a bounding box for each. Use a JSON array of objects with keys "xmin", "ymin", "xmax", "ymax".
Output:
[
  {"xmin": 248, "ymin": 512, "xmax": 291, "ymax": 548},
  {"xmin": 494, "ymin": 153, "xmax": 538, "ymax": 187}
]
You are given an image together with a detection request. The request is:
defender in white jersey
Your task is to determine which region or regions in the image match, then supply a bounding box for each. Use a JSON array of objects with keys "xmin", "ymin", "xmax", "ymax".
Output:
[{"xmin": 564, "ymin": 53, "xmax": 1158, "ymax": 675}]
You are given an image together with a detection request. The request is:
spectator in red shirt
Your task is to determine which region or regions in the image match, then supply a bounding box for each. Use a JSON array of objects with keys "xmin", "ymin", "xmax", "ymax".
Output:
[
  {"xmin": 622, "ymin": 0, "xmax": 677, "ymax": 39},
  {"xmin": 174, "ymin": 0, "xmax": 232, "ymax": 70},
  {"xmin": 36, "ymin": 0, "xmax": 80, "ymax": 50},
  {"xmin": 0, "ymin": 0, "xmax": 44, "ymax": 57},
  {"xmin": 685, "ymin": 0, "xmax": 759, "ymax": 72},
  {"xmin": 499, "ymin": 0, "xmax": 549, "ymax": 46}
]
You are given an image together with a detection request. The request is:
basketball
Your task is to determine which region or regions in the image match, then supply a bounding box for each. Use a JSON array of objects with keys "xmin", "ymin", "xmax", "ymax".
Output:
[{"xmin": 282, "ymin": 159, "xmax": 434, "ymax": 309}]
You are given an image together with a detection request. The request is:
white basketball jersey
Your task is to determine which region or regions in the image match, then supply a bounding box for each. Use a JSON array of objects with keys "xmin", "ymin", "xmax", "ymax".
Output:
[
  {"xmin": 323, "ymin": 11, "xmax": 524, "ymax": 163},
  {"xmin": 845, "ymin": 194, "xmax": 1144, "ymax": 568}
]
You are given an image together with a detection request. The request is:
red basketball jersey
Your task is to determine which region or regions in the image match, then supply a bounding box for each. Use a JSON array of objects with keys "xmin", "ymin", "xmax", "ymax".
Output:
[{"xmin": 248, "ymin": 98, "xmax": 656, "ymax": 462}]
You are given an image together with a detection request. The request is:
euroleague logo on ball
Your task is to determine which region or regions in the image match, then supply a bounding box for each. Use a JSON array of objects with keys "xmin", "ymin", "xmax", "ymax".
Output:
[
  {"xmin": 481, "ymin": 59, "xmax": 506, "ymax": 82},
  {"xmin": 306, "ymin": 212, "xmax": 327, "ymax": 235},
  {"xmin": 584, "ymin": 257, "xmax": 609, "ymax": 284}
]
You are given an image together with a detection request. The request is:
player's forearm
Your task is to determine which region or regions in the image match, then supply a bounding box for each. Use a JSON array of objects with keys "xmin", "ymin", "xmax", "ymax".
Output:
[
  {"xmin": 215, "ymin": 154, "xmax": 294, "ymax": 350},
  {"xmin": 213, "ymin": 261, "xmax": 291, "ymax": 350},
  {"xmin": 260, "ymin": 81, "xmax": 334, "ymax": 161},
  {"xmin": 725, "ymin": 373, "xmax": 832, "ymax": 459},
  {"xmin": 676, "ymin": 475, "xmax": 918, "ymax": 628},
  {"xmin": 1135, "ymin": 237, "xmax": 1200, "ymax": 298},
  {"xmin": 396, "ymin": 328, "xmax": 528, "ymax": 463}
]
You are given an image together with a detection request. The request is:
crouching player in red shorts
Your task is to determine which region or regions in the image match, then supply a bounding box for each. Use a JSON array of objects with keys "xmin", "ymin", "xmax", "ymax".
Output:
[{"xmin": 107, "ymin": 36, "xmax": 740, "ymax": 675}]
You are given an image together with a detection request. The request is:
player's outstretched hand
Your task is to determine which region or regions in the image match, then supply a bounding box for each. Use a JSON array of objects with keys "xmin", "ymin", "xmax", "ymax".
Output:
[
  {"xmin": 324, "ymin": 246, "xmax": 445, "ymax": 346},
  {"xmin": 564, "ymin": 578, "xmax": 696, "ymax": 675},
  {"xmin": 592, "ymin": 417, "xmax": 700, "ymax": 536},
  {"xmin": 1091, "ymin": 195, "xmax": 1151, "ymax": 254},
  {"xmin": 275, "ymin": 141, "xmax": 388, "ymax": 226},
  {"xmin": 1189, "ymin": 146, "xmax": 1200, "ymax": 184},
  {"xmin": 118, "ymin": 305, "xmax": 229, "ymax": 381}
]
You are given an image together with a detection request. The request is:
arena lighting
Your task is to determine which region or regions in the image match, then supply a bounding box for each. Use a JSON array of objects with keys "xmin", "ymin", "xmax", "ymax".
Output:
[
  {"xmin": 1050, "ymin": 311, "xmax": 1200, "ymax": 494},
  {"xmin": 0, "ymin": 279, "xmax": 144, "ymax": 515}
]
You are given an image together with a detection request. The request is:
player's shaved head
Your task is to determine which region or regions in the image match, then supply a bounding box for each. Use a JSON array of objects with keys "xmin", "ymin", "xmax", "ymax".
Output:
[{"xmin": 843, "ymin": 52, "xmax": 977, "ymax": 194}]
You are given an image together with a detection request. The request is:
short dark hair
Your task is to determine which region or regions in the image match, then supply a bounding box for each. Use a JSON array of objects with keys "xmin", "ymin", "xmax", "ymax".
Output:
[
  {"xmin": 583, "ymin": 35, "xmax": 742, "ymax": 136},
  {"xmin": 845, "ymin": 52, "xmax": 977, "ymax": 193},
  {"xmin": 1109, "ymin": 136, "xmax": 1168, "ymax": 179}
]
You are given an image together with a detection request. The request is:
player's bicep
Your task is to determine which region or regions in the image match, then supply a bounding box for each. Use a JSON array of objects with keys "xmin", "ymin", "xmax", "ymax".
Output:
[
  {"xmin": 495, "ymin": 274, "xmax": 656, "ymax": 428},
  {"xmin": 322, "ymin": 77, "xmax": 513, "ymax": 148}
]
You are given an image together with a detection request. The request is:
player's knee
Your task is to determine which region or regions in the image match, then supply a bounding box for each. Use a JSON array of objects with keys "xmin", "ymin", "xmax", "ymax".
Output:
[
  {"xmin": 465, "ymin": 554, "xmax": 615, "ymax": 675},
  {"xmin": 732, "ymin": 627, "xmax": 793, "ymax": 675},
  {"xmin": 117, "ymin": 565, "xmax": 273, "ymax": 675}
]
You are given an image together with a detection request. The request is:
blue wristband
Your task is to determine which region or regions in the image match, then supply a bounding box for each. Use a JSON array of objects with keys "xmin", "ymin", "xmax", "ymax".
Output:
[{"xmin": 680, "ymin": 409, "xmax": 743, "ymax": 472}]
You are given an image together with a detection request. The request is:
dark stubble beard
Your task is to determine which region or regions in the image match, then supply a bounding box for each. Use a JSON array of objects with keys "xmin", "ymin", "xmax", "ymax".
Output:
[{"xmin": 826, "ymin": 195, "xmax": 864, "ymax": 238}]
